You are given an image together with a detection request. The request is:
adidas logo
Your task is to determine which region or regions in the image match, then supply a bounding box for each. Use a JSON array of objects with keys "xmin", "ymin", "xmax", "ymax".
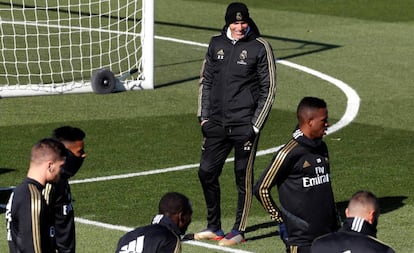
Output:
[{"xmin": 119, "ymin": 236, "xmax": 144, "ymax": 253}]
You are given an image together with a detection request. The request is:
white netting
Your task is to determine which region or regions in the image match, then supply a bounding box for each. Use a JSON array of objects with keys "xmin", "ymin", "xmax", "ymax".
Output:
[{"xmin": 0, "ymin": 0, "xmax": 148, "ymax": 96}]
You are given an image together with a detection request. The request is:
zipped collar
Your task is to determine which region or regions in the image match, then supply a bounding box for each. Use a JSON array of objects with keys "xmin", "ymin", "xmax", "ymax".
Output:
[
  {"xmin": 340, "ymin": 217, "xmax": 377, "ymax": 237},
  {"xmin": 152, "ymin": 214, "xmax": 181, "ymax": 236},
  {"xmin": 292, "ymin": 128, "xmax": 323, "ymax": 149}
]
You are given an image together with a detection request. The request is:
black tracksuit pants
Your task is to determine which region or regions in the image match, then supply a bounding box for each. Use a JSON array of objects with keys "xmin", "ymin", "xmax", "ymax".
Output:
[{"xmin": 198, "ymin": 121, "xmax": 259, "ymax": 232}]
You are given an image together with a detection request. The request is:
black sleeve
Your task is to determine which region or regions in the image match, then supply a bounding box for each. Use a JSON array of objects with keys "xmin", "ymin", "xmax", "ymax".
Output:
[
  {"xmin": 197, "ymin": 38, "xmax": 215, "ymax": 121},
  {"xmin": 254, "ymin": 141, "xmax": 296, "ymax": 223},
  {"xmin": 9, "ymin": 184, "xmax": 44, "ymax": 252},
  {"xmin": 251, "ymin": 38, "xmax": 276, "ymax": 130}
]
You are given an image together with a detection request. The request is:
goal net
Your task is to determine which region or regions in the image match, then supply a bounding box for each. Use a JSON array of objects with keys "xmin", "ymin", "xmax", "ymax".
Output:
[{"xmin": 0, "ymin": 0, "xmax": 154, "ymax": 97}]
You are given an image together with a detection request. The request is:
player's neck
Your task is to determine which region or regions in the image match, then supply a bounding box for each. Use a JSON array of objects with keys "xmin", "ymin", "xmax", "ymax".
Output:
[{"xmin": 27, "ymin": 168, "xmax": 46, "ymax": 186}]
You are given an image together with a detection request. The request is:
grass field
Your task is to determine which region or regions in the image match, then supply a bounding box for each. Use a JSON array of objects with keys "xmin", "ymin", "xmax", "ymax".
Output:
[{"xmin": 1, "ymin": 0, "xmax": 414, "ymax": 252}]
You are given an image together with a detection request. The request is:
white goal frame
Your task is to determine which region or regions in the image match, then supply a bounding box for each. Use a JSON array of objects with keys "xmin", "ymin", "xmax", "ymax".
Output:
[{"xmin": 0, "ymin": 0, "xmax": 154, "ymax": 97}]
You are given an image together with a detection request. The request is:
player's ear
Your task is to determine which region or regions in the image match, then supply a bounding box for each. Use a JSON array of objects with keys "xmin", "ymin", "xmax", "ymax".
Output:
[
  {"xmin": 345, "ymin": 208, "xmax": 350, "ymax": 218},
  {"xmin": 367, "ymin": 210, "xmax": 377, "ymax": 225},
  {"xmin": 48, "ymin": 162, "xmax": 53, "ymax": 173},
  {"xmin": 179, "ymin": 211, "xmax": 191, "ymax": 224},
  {"xmin": 306, "ymin": 116, "xmax": 314, "ymax": 126},
  {"xmin": 179, "ymin": 211, "xmax": 189, "ymax": 225}
]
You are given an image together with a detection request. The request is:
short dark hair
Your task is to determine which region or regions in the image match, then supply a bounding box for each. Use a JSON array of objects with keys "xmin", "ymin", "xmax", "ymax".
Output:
[
  {"xmin": 31, "ymin": 138, "xmax": 67, "ymax": 162},
  {"xmin": 349, "ymin": 190, "xmax": 380, "ymax": 219},
  {"xmin": 159, "ymin": 192, "xmax": 192, "ymax": 215},
  {"xmin": 297, "ymin": 97, "xmax": 327, "ymax": 113},
  {"xmin": 52, "ymin": 126, "xmax": 85, "ymax": 142},
  {"xmin": 297, "ymin": 97, "xmax": 327, "ymax": 123}
]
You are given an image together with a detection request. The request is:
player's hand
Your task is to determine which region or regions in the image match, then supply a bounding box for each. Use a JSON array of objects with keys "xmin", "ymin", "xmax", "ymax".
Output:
[
  {"xmin": 246, "ymin": 124, "xmax": 258, "ymax": 140},
  {"xmin": 252, "ymin": 125, "xmax": 259, "ymax": 134},
  {"xmin": 182, "ymin": 233, "xmax": 194, "ymax": 241},
  {"xmin": 201, "ymin": 119, "xmax": 209, "ymax": 126}
]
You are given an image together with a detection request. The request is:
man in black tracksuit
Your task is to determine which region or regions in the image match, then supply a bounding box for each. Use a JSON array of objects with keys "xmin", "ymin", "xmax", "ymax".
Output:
[
  {"xmin": 254, "ymin": 97, "xmax": 340, "ymax": 253},
  {"xmin": 115, "ymin": 192, "xmax": 192, "ymax": 253},
  {"xmin": 311, "ymin": 190, "xmax": 395, "ymax": 253},
  {"xmin": 7, "ymin": 179, "xmax": 55, "ymax": 253},
  {"xmin": 195, "ymin": 2, "xmax": 276, "ymax": 246},
  {"xmin": 45, "ymin": 126, "xmax": 86, "ymax": 253},
  {"xmin": 6, "ymin": 138, "xmax": 67, "ymax": 253}
]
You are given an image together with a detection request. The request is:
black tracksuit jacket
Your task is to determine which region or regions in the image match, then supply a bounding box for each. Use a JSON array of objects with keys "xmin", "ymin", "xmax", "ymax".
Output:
[
  {"xmin": 254, "ymin": 129, "xmax": 340, "ymax": 247},
  {"xmin": 197, "ymin": 23, "xmax": 276, "ymax": 130},
  {"xmin": 45, "ymin": 175, "xmax": 76, "ymax": 253},
  {"xmin": 6, "ymin": 178, "xmax": 55, "ymax": 253},
  {"xmin": 115, "ymin": 215, "xmax": 182, "ymax": 253},
  {"xmin": 311, "ymin": 217, "xmax": 395, "ymax": 253}
]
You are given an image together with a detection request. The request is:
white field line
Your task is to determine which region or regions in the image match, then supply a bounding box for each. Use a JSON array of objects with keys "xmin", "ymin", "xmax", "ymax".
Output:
[
  {"xmin": 1, "ymin": 17, "xmax": 359, "ymax": 253},
  {"xmin": 183, "ymin": 240, "xmax": 254, "ymax": 253},
  {"xmin": 276, "ymin": 60, "xmax": 360, "ymax": 135},
  {"xmin": 70, "ymin": 59, "xmax": 360, "ymax": 185},
  {"xmin": 70, "ymin": 37, "xmax": 360, "ymax": 253},
  {"xmin": 70, "ymin": 163, "xmax": 199, "ymax": 184},
  {"xmin": 75, "ymin": 216, "xmax": 253, "ymax": 253}
]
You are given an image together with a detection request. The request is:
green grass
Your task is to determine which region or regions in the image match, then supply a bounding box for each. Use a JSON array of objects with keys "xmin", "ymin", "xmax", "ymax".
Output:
[
  {"xmin": 192, "ymin": 0, "xmax": 414, "ymax": 22},
  {"xmin": 1, "ymin": 0, "xmax": 414, "ymax": 252}
]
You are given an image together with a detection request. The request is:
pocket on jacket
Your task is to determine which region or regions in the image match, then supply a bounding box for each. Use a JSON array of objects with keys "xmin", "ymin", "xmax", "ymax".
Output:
[{"xmin": 201, "ymin": 121, "xmax": 221, "ymax": 137}]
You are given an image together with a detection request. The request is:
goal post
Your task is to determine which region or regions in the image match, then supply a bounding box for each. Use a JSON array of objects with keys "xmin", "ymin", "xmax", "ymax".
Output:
[
  {"xmin": 140, "ymin": 0, "xmax": 154, "ymax": 90},
  {"xmin": 0, "ymin": 0, "xmax": 154, "ymax": 97}
]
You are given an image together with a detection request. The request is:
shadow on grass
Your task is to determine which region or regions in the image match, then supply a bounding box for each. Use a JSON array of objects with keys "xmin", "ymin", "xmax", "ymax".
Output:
[
  {"xmin": 0, "ymin": 167, "xmax": 14, "ymax": 175},
  {"xmin": 246, "ymin": 196, "xmax": 407, "ymax": 241},
  {"xmin": 0, "ymin": 168, "xmax": 16, "ymax": 212},
  {"xmin": 336, "ymin": 196, "xmax": 407, "ymax": 221},
  {"xmin": 155, "ymin": 21, "xmax": 340, "ymax": 61},
  {"xmin": 154, "ymin": 21, "xmax": 340, "ymax": 89},
  {"xmin": 245, "ymin": 221, "xmax": 280, "ymax": 241},
  {"xmin": 0, "ymin": 3, "xmax": 340, "ymax": 89}
]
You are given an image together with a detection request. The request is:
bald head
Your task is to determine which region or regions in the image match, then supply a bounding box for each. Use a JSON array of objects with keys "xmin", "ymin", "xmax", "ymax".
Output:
[{"xmin": 346, "ymin": 190, "xmax": 380, "ymax": 225}]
